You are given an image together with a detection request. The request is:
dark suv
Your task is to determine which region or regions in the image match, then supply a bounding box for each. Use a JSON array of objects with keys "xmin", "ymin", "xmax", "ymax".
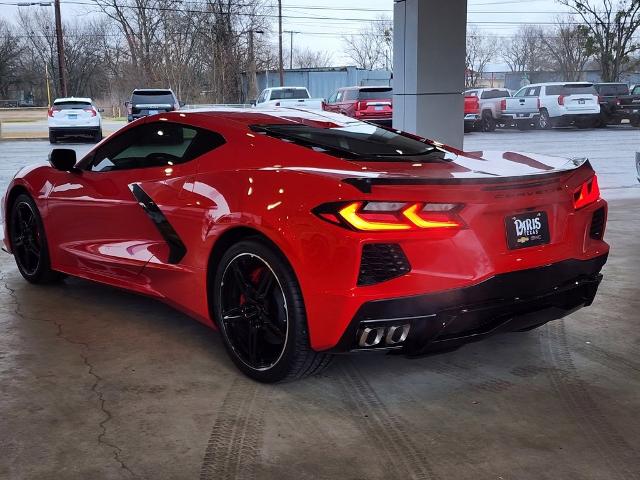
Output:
[{"xmin": 126, "ymin": 89, "xmax": 181, "ymax": 122}]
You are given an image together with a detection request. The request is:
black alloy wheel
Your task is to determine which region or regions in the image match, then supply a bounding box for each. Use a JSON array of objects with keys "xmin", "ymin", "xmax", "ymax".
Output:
[
  {"xmin": 220, "ymin": 252, "xmax": 288, "ymax": 371},
  {"xmin": 213, "ymin": 239, "xmax": 332, "ymax": 383},
  {"xmin": 9, "ymin": 194, "xmax": 63, "ymax": 284}
]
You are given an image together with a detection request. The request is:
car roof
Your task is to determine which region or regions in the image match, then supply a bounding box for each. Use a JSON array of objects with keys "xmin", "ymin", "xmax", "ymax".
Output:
[
  {"xmin": 53, "ymin": 97, "xmax": 92, "ymax": 103},
  {"xmin": 177, "ymin": 107, "xmax": 363, "ymax": 129},
  {"xmin": 523, "ymin": 82, "xmax": 594, "ymax": 88}
]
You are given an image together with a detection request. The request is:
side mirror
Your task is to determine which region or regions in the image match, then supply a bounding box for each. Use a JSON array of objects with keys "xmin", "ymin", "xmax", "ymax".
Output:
[
  {"xmin": 179, "ymin": 101, "xmax": 185, "ymax": 107},
  {"xmin": 49, "ymin": 149, "xmax": 77, "ymax": 171},
  {"xmin": 98, "ymin": 108, "xmax": 105, "ymax": 113},
  {"xmin": 124, "ymin": 101, "xmax": 130, "ymax": 107},
  {"xmin": 250, "ymin": 99, "xmax": 257, "ymax": 106},
  {"xmin": 321, "ymin": 100, "xmax": 327, "ymax": 110}
]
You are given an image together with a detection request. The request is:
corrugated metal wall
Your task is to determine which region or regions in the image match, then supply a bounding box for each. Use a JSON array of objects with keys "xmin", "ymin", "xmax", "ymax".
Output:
[{"xmin": 242, "ymin": 67, "xmax": 392, "ymax": 101}]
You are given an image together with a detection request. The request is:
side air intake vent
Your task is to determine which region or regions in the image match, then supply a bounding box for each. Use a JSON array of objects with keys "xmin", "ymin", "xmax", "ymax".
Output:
[
  {"xmin": 358, "ymin": 244, "xmax": 411, "ymax": 286},
  {"xmin": 590, "ymin": 207, "xmax": 606, "ymax": 240}
]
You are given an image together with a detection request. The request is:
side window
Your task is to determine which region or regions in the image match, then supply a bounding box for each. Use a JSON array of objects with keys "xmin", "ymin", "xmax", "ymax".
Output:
[
  {"xmin": 257, "ymin": 90, "xmax": 267, "ymax": 104},
  {"xmin": 336, "ymin": 90, "xmax": 343, "ymax": 102},
  {"xmin": 87, "ymin": 122, "xmax": 225, "ymax": 172},
  {"xmin": 327, "ymin": 91, "xmax": 337, "ymax": 103}
]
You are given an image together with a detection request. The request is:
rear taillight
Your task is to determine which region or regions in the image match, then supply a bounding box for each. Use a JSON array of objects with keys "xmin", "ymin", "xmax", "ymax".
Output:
[
  {"xmin": 356, "ymin": 101, "xmax": 367, "ymax": 111},
  {"xmin": 500, "ymin": 99, "xmax": 506, "ymax": 111},
  {"xmin": 83, "ymin": 107, "xmax": 97, "ymax": 117},
  {"xmin": 127, "ymin": 103, "xmax": 132, "ymax": 115},
  {"xmin": 174, "ymin": 103, "xmax": 180, "ymax": 110},
  {"xmin": 558, "ymin": 95, "xmax": 566, "ymax": 106},
  {"xmin": 314, "ymin": 201, "xmax": 465, "ymax": 232},
  {"xmin": 47, "ymin": 107, "xmax": 54, "ymax": 117},
  {"xmin": 573, "ymin": 175, "xmax": 600, "ymax": 210}
]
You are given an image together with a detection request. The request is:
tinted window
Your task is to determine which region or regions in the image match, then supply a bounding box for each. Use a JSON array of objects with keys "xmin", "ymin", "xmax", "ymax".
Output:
[
  {"xmin": 131, "ymin": 91, "xmax": 175, "ymax": 105},
  {"xmin": 251, "ymin": 123, "xmax": 441, "ymax": 161},
  {"xmin": 269, "ymin": 89, "xmax": 310, "ymax": 100},
  {"xmin": 632, "ymin": 85, "xmax": 640, "ymax": 95},
  {"xmin": 546, "ymin": 84, "xmax": 596, "ymax": 95},
  {"xmin": 481, "ymin": 89, "xmax": 510, "ymax": 99},
  {"xmin": 357, "ymin": 88, "xmax": 392, "ymax": 100},
  {"xmin": 595, "ymin": 84, "xmax": 629, "ymax": 96},
  {"xmin": 52, "ymin": 101, "xmax": 91, "ymax": 110},
  {"xmin": 87, "ymin": 122, "xmax": 225, "ymax": 172}
]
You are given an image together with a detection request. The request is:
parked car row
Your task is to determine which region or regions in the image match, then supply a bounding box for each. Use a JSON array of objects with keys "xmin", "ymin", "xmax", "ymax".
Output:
[
  {"xmin": 465, "ymin": 82, "xmax": 640, "ymax": 132},
  {"xmin": 47, "ymin": 81, "xmax": 639, "ymax": 144}
]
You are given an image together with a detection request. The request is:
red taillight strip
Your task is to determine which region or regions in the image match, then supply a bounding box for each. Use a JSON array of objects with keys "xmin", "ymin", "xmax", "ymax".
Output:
[{"xmin": 573, "ymin": 175, "xmax": 600, "ymax": 210}]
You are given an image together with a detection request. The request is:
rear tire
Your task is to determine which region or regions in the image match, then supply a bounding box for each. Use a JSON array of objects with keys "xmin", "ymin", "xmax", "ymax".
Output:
[
  {"xmin": 93, "ymin": 128, "xmax": 103, "ymax": 143},
  {"xmin": 9, "ymin": 194, "xmax": 65, "ymax": 284},
  {"xmin": 212, "ymin": 239, "xmax": 332, "ymax": 383},
  {"xmin": 480, "ymin": 111, "xmax": 496, "ymax": 132},
  {"xmin": 48, "ymin": 131, "xmax": 57, "ymax": 144},
  {"xmin": 538, "ymin": 109, "xmax": 552, "ymax": 130}
]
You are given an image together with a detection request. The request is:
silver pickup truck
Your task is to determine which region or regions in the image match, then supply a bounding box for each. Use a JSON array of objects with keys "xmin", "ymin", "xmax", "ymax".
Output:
[{"xmin": 465, "ymin": 88, "xmax": 539, "ymax": 131}]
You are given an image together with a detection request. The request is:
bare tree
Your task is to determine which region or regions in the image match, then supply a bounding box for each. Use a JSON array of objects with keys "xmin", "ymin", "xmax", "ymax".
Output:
[
  {"xmin": 293, "ymin": 47, "xmax": 333, "ymax": 68},
  {"xmin": 558, "ymin": 0, "xmax": 640, "ymax": 81},
  {"xmin": 542, "ymin": 19, "xmax": 591, "ymax": 81},
  {"xmin": 343, "ymin": 16, "xmax": 392, "ymax": 70},
  {"xmin": 0, "ymin": 19, "xmax": 23, "ymax": 98},
  {"xmin": 502, "ymin": 25, "xmax": 547, "ymax": 74},
  {"xmin": 466, "ymin": 27, "xmax": 497, "ymax": 87}
]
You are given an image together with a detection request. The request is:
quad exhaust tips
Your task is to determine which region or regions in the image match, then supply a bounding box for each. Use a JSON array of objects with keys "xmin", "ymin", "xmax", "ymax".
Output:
[{"xmin": 357, "ymin": 323, "xmax": 411, "ymax": 349}]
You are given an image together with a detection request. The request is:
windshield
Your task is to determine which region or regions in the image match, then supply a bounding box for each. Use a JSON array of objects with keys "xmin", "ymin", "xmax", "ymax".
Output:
[
  {"xmin": 357, "ymin": 88, "xmax": 392, "ymax": 100},
  {"xmin": 481, "ymin": 89, "xmax": 510, "ymax": 99},
  {"xmin": 52, "ymin": 101, "xmax": 91, "ymax": 110},
  {"xmin": 546, "ymin": 84, "xmax": 597, "ymax": 95},
  {"xmin": 270, "ymin": 89, "xmax": 310, "ymax": 100},
  {"xmin": 251, "ymin": 123, "xmax": 441, "ymax": 161},
  {"xmin": 132, "ymin": 91, "xmax": 175, "ymax": 104}
]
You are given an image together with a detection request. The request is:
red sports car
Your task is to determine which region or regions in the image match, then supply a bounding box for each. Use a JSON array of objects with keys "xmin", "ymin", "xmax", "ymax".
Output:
[{"xmin": 1, "ymin": 109, "xmax": 608, "ymax": 382}]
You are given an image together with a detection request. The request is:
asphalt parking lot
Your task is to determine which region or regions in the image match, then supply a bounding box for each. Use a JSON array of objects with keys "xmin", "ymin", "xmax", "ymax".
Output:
[{"xmin": 1, "ymin": 128, "xmax": 639, "ymax": 479}]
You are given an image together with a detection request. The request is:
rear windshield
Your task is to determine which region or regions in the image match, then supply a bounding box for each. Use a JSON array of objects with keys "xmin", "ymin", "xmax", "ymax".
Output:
[
  {"xmin": 357, "ymin": 88, "xmax": 392, "ymax": 100},
  {"xmin": 481, "ymin": 89, "xmax": 510, "ymax": 99},
  {"xmin": 632, "ymin": 85, "xmax": 640, "ymax": 95},
  {"xmin": 595, "ymin": 84, "xmax": 629, "ymax": 96},
  {"xmin": 250, "ymin": 123, "xmax": 442, "ymax": 161},
  {"xmin": 132, "ymin": 91, "xmax": 175, "ymax": 104},
  {"xmin": 270, "ymin": 89, "xmax": 310, "ymax": 100},
  {"xmin": 52, "ymin": 101, "xmax": 91, "ymax": 110},
  {"xmin": 546, "ymin": 84, "xmax": 597, "ymax": 95}
]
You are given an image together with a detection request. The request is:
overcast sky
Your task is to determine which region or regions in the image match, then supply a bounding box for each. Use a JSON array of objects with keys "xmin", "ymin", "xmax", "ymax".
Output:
[{"xmin": 1, "ymin": 0, "xmax": 575, "ymax": 66}]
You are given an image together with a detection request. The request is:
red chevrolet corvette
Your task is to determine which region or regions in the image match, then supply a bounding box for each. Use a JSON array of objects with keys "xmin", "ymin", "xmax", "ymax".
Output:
[{"xmin": 2, "ymin": 109, "xmax": 608, "ymax": 382}]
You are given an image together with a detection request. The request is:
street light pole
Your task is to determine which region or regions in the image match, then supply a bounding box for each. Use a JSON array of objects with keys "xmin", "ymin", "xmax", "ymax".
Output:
[{"xmin": 278, "ymin": 0, "xmax": 284, "ymax": 86}]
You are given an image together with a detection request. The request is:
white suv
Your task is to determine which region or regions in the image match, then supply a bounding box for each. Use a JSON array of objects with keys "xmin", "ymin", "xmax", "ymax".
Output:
[
  {"xmin": 48, "ymin": 97, "xmax": 103, "ymax": 143},
  {"xmin": 513, "ymin": 82, "xmax": 600, "ymax": 129}
]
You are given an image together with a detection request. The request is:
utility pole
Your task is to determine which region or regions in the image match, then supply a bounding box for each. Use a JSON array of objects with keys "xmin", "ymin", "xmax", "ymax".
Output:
[
  {"xmin": 53, "ymin": 0, "xmax": 67, "ymax": 97},
  {"xmin": 278, "ymin": 0, "xmax": 284, "ymax": 86},
  {"xmin": 247, "ymin": 29, "xmax": 263, "ymax": 101},
  {"xmin": 285, "ymin": 30, "xmax": 300, "ymax": 69}
]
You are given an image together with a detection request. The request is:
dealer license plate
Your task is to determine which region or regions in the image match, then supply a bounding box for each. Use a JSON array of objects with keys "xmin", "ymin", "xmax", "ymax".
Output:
[
  {"xmin": 374, "ymin": 106, "xmax": 383, "ymax": 111},
  {"xmin": 148, "ymin": 110, "xmax": 159, "ymax": 115},
  {"xmin": 505, "ymin": 211, "xmax": 550, "ymax": 250},
  {"xmin": 67, "ymin": 114, "xmax": 77, "ymax": 119}
]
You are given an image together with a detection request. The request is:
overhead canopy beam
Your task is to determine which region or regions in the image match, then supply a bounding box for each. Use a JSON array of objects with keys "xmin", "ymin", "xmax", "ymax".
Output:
[{"xmin": 393, "ymin": 0, "xmax": 468, "ymax": 148}]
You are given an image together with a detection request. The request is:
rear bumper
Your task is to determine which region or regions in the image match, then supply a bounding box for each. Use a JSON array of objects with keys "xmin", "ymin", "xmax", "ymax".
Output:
[
  {"xmin": 49, "ymin": 126, "xmax": 100, "ymax": 136},
  {"xmin": 500, "ymin": 113, "xmax": 538, "ymax": 121},
  {"xmin": 553, "ymin": 113, "xmax": 600, "ymax": 125},
  {"xmin": 326, "ymin": 254, "xmax": 607, "ymax": 354}
]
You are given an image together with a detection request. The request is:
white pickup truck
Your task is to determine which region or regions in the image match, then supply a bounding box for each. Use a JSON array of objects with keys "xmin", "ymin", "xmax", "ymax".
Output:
[
  {"xmin": 465, "ymin": 88, "xmax": 539, "ymax": 131},
  {"xmin": 254, "ymin": 87, "xmax": 324, "ymax": 110}
]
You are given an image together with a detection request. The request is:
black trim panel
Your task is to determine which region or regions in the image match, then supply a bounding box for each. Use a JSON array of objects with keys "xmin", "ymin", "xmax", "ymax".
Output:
[
  {"xmin": 129, "ymin": 184, "xmax": 187, "ymax": 264},
  {"xmin": 327, "ymin": 254, "xmax": 608, "ymax": 354}
]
